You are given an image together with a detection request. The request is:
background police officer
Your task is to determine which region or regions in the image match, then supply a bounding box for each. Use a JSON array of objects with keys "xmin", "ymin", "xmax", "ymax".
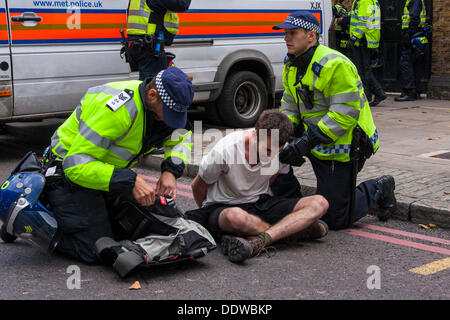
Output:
[
  {"xmin": 332, "ymin": 0, "xmax": 350, "ymax": 56},
  {"xmin": 395, "ymin": 0, "xmax": 428, "ymax": 102},
  {"xmin": 126, "ymin": 0, "xmax": 191, "ymax": 80},
  {"xmin": 45, "ymin": 67, "xmax": 194, "ymax": 263},
  {"xmin": 273, "ymin": 11, "xmax": 396, "ymax": 230},
  {"xmin": 345, "ymin": 0, "xmax": 386, "ymax": 107}
]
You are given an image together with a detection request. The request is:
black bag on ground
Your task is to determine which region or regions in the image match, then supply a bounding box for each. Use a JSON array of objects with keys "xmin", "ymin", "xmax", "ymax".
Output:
[{"xmin": 97, "ymin": 196, "xmax": 216, "ymax": 277}]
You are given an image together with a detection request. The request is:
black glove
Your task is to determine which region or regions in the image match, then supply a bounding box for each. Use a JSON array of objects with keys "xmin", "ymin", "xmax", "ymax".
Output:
[
  {"xmin": 279, "ymin": 124, "xmax": 333, "ymax": 166},
  {"xmin": 279, "ymin": 135, "xmax": 311, "ymax": 166},
  {"xmin": 347, "ymin": 36, "xmax": 359, "ymax": 51}
]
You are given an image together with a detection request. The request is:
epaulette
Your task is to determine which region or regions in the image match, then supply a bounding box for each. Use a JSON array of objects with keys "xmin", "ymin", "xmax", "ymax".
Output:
[
  {"xmin": 312, "ymin": 62, "xmax": 323, "ymax": 77},
  {"xmin": 105, "ymin": 89, "xmax": 134, "ymax": 111}
]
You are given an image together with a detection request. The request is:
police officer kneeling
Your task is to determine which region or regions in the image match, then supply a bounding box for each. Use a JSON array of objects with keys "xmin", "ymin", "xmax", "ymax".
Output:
[
  {"xmin": 44, "ymin": 67, "xmax": 194, "ymax": 263},
  {"xmin": 273, "ymin": 12, "xmax": 397, "ymax": 230}
]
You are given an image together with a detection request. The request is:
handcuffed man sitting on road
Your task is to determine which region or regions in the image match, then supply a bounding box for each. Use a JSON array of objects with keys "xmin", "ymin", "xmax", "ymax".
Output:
[{"xmin": 186, "ymin": 110, "xmax": 329, "ymax": 263}]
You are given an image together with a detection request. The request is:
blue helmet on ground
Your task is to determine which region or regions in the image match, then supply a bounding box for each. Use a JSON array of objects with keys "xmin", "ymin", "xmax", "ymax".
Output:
[{"xmin": 0, "ymin": 172, "xmax": 58, "ymax": 250}]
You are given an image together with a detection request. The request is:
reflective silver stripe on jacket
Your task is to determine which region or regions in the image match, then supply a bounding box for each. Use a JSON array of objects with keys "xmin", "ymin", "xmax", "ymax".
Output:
[
  {"xmin": 329, "ymin": 104, "xmax": 360, "ymax": 120},
  {"xmin": 63, "ymin": 153, "xmax": 97, "ymax": 170},
  {"xmin": 170, "ymin": 143, "xmax": 192, "ymax": 158},
  {"xmin": 321, "ymin": 115, "xmax": 347, "ymax": 137},
  {"xmin": 80, "ymin": 86, "xmax": 139, "ymax": 158},
  {"xmin": 51, "ymin": 131, "xmax": 68, "ymax": 158},
  {"xmin": 282, "ymin": 92, "xmax": 297, "ymax": 106},
  {"xmin": 128, "ymin": 10, "xmax": 150, "ymax": 18},
  {"xmin": 115, "ymin": 98, "xmax": 139, "ymax": 143},
  {"xmin": 280, "ymin": 92, "xmax": 300, "ymax": 114},
  {"xmin": 304, "ymin": 115, "xmax": 323, "ymax": 126},
  {"xmin": 329, "ymin": 91, "xmax": 361, "ymax": 104},
  {"xmin": 75, "ymin": 104, "xmax": 82, "ymax": 121},
  {"xmin": 87, "ymin": 85, "xmax": 123, "ymax": 96},
  {"xmin": 78, "ymin": 120, "xmax": 135, "ymax": 162},
  {"xmin": 127, "ymin": 23, "xmax": 148, "ymax": 31},
  {"xmin": 164, "ymin": 129, "xmax": 192, "ymax": 156},
  {"xmin": 164, "ymin": 21, "xmax": 179, "ymax": 30}
]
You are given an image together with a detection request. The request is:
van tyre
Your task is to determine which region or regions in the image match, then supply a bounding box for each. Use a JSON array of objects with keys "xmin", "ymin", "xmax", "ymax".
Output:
[
  {"xmin": 1, "ymin": 224, "xmax": 17, "ymax": 243},
  {"xmin": 205, "ymin": 102, "xmax": 225, "ymax": 126},
  {"xmin": 217, "ymin": 71, "xmax": 268, "ymax": 128}
]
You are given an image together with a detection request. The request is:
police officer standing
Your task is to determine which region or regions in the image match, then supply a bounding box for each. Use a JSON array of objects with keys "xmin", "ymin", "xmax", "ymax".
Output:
[
  {"xmin": 345, "ymin": 0, "xmax": 387, "ymax": 107},
  {"xmin": 126, "ymin": 0, "xmax": 191, "ymax": 80},
  {"xmin": 273, "ymin": 11, "xmax": 396, "ymax": 230},
  {"xmin": 395, "ymin": 0, "xmax": 427, "ymax": 102},
  {"xmin": 44, "ymin": 67, "xmax": 194, "ymax": 263},
  {"xmin": 332, "ymin": 0, "xmax": 350, "ymax": 56}
]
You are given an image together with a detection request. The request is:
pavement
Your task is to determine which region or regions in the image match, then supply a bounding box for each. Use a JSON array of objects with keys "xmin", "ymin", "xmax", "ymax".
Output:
[{"xmin": 140, "ymin": 95, "xmax": 450, "ymax": 229}]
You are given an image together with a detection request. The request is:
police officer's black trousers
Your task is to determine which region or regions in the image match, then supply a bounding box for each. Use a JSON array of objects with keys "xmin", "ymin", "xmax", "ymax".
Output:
[
  {"xmin": 399, "ymin": 45, "xmax": 425, "ymax": 93},
  {"xmin": 307, "ymin": 156, "xmax": 380, "ymax": 230},
  {"xmin": 127, "ymin": 39, "xmax": 168, "ymax": 80},
  {"xmin": 46, "ymin": 179, "xmax": 114, "ymax": 264},
  {"xmin": 349, "ymin": 45, "xmax": 384, "ymax": 99}
]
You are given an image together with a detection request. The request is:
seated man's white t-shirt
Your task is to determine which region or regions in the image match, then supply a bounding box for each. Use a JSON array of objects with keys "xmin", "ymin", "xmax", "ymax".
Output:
[{"xmin": 199, "ymin": 129, "xmax": 289, "ymax": 207}]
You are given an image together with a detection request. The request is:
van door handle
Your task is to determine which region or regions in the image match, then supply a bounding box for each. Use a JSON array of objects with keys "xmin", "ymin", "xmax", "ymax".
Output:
[{"xmin": 11, "ymin": 12, "xmax": 42, "ymax": 26}]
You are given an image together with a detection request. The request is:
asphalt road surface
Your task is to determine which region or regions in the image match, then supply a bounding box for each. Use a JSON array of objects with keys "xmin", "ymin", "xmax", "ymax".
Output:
[{"xmin": 0, "ymin": 119, "xmax": 449, "ymax": 302}]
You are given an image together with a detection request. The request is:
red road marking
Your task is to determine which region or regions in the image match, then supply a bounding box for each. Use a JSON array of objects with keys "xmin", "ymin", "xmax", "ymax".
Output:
[
  {"xmin": 139, "ymin": 176, "xmax": 450, "ymax": 254},
  {"xmin": 340, "ymin": 229, "xmax": 450, "ymax": 256},
  {"xmin": 355, "ymin": 222, "xmax": 450, "ymax": 246}
]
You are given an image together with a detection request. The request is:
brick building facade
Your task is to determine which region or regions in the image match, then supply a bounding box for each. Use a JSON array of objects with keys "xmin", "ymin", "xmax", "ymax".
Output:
[
  {"xmin": 428, "ymin": 0, "xmax": 449, "ymax": 99},
  {"xmin": 336, "ymin": 0, "xmax": 449, "ymax": 100}
]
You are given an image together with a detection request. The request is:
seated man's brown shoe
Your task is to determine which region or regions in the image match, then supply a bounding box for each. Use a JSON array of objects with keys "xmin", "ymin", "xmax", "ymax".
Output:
[
  {"xmin": 283, "ymin": 220, "xmax": 329, "ymax": 244},
  {"xmin": 228, "ymin": 236, "xmax": 266, "ymax": 263}
]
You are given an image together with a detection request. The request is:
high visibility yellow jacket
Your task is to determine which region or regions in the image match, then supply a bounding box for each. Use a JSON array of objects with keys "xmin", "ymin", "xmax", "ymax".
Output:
[
  {"xmin": 349, "ymin": 0, "xmax": 381, "ymax": 48},
  {"xmin": 127, "ymin": 0, "xmax": 181, "ymax": 44},
  {"xmin": 402, "ymin": 0, "xmax": 427, "ymax": 30},
  {"xmin": 51, "ymin": 80, "xmax": 192, "ymax": 192},
  {"xmin": 333, "ymin": 4, "xmax": 347, "ymax": 31},
  {"xmin": 279, "ymin": 44, "xmax": 379, "ymax": 163}
]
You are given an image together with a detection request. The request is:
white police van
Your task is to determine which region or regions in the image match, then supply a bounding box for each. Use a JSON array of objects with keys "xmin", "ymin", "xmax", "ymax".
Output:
[{"xmin": 0, "ymin": 0, "xmax": 332, "ymax": 128}]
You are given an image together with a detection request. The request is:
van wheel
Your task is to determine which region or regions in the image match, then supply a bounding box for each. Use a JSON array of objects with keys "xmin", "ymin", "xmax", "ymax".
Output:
[
  {"xmin": 205, "ymin": 102, "xmax": 225, "ymax": 126},
  {"xmin": 1, "ymin": 224, "xmax": 17, "ymax": 243},
  {"xmin": 217, "ymin": 71, "xmax": 268, "ymax": 128}
]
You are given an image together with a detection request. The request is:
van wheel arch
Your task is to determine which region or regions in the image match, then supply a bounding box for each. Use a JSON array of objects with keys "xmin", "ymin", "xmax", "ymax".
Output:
[{"xmin": 209, "ymin": 51, "xmax": 276, "ymax": 127}]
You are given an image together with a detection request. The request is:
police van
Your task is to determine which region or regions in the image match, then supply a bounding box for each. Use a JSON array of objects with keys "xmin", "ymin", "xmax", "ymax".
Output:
[{"xmin": 0, "ymin": 0, "xmax": 332, "ymax": 128}]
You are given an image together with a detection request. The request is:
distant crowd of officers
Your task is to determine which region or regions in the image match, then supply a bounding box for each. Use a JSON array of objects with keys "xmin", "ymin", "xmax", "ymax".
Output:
[{"xmin": 332, "ymin": 0, "xmax": 429, "ymax": 103}]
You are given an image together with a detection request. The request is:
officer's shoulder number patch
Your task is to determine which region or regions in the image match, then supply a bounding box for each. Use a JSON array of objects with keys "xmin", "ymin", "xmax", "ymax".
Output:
[
  {"xmin": 312, "ymin": 62, "xmax": 323, "ymax": 77},
  {"xmin": 106, "ymin": 91, "xmax": 132, "ymax": 112}
]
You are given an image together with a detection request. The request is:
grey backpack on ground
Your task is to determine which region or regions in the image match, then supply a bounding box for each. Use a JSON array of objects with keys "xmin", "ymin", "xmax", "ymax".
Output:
[{"xmin": 96, "ymin": 196, "xmax": 216, "ymax": 278}]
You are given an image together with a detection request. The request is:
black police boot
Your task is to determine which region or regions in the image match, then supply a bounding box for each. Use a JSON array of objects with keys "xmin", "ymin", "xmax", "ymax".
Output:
[
  {"xmin": 375, "ymin": 175, "xmax": 397, "ymax": 221},
  {"xmin": 394, "ymin": 89, "xmax": 417, "ymax": 102},
  {"xmin": 415, "ymin": 91, "xmax": 422, "ymax": 100},
  {"xmin": 369, "ymin": 91, "xmax": 387, "ymax": 107}
]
